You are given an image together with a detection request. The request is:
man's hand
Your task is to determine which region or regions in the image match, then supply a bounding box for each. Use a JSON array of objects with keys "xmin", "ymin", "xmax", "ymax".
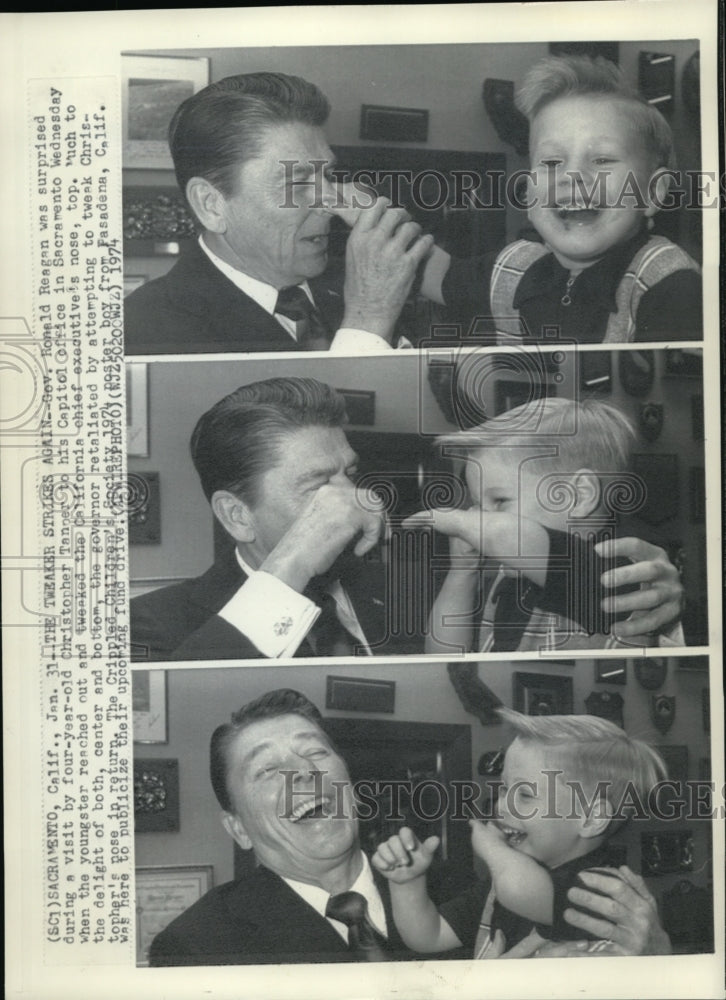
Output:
[
  {"xmin": 371, "ymin": 827, "xmax": 440, "ymax": 884},
  {"xmin": 340, "ymin": 197, "xmax": 434, "ymax": 342},
  {"xmin": 595, "ymin": 538, "xmax": 684, "ymax": 638},
  {"xmin": 564, "ymin": 866, "xmax": 671, "ymax": 956},
  {"xmin": 260, "ymin": 480, "xmax": 385, "ymax": 593}
]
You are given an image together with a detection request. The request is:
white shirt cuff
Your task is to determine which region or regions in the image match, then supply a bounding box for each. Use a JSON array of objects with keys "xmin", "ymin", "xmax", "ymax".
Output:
[
  {"xmin": 330, "ymin": 328, "xmax": 394, "ymax": 354},
  {"xmin": 218, "ymin": 571, "xmax": 320, "ymax": 658}
]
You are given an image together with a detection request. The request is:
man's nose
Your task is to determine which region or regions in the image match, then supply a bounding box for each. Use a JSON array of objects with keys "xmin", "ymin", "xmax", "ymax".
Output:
[{"xmin": 316, "ymin": 175, "xmax": 344, "ymax": 213}]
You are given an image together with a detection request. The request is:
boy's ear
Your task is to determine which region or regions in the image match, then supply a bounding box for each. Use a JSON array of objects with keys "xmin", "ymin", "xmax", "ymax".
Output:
[
  {"xmin": 221, "ymin": 811, "xmax": 253, "ymax": 851},
  {"xmin": 571, "ymin": 470, "xmax": 601, "ymax": 518},
  {"xmin": 644, "ymin": 169, "xmax": 671, "ymax": 219},
  {"xmin": 211, "ymin": 489, "xmax": 256, "ymax": 544},
  {"xmin": 580, "ymin": 797, "xmax": 613, "ymax": 840},
  {"xmin": 186, "ymin": 176, "xmax": 228, "ymax": 233}
]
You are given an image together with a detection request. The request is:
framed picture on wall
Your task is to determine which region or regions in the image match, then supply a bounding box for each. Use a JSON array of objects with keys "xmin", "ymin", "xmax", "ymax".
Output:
[
  {"xmin": 122, "ymin": 53, "xmax": 209, "ymax": 168},
  {"xmin": 132, "ymin": 669, "xmax": 167, "ymax": 743},
  {"xmin": 135, "ymin": 865, "xmax": 213, "ymax": 965},
  {"xmin": 126, "ymin": 362, "xmax": 149, "ymax": 458},
  {"xmin": 134, "ymin": 758, "xmax": 179, "ymax": 833},
  {"xmin": 513, "ymin": 672, "xmax": 573, "ymax": 716}
]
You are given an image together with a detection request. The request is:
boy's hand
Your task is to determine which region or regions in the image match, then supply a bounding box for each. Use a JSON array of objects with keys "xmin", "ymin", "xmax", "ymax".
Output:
[
  {"xmin": 469, "ymin": 819, "xmax": 508, "ymax": 860},
  {"xmin": 403, "ymin": 508, "xmax": 483, "ymax": 554},
  {"xmin": 595, "ymin": 538, "xmax": 684, "ymax": 637},
  {"xmin": 371, "ymin": 827, "xmax": 440, "ymax": 883}
]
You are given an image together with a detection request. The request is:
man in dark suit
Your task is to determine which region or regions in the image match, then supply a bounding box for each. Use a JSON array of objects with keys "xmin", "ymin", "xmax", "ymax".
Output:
[
  {"xmin": 131, "ymin": 377, "xmax": 403, "ymax": 662},
  {"xmin": 124, "ymin": 72, "xmax": 432, "ymax": 355},
  {"xmin": 149, "ymin": 689, "xmax": 448, "ymax": 966},
  {"xmin": 148, "ymin": 689, "xmax": 671, "ymax": 966}
]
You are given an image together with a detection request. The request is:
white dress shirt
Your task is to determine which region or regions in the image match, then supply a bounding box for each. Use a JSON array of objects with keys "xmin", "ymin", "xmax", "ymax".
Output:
[
  {"xmin": 199, "ymin": 236, "xmax": 393, "ymax": 353},
  {"xmin": 217, "ymin": 549, "xmax": 372, "ymax": 658},
  {"xmin": 282, "ymin": 852, "xmax": 388, "ymax": 942}
]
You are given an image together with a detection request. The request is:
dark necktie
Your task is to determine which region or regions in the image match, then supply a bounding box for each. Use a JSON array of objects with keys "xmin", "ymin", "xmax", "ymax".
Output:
[
  {"xmin": 305, "ymin": 585, "xmax": 358, "ymax": 656},
  {"xmin": 325, "ymin": 891, "xmax": 388, "ymax": 962},
  {"xmin": 275, "ymin": 285, "xmax": 331, "ymax": 350}
]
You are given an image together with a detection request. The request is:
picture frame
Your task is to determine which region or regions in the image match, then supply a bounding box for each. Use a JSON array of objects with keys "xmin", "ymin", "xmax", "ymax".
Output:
[
  {"xmin": 135, "ymin": 864, "xmax": 213, "ymax": 966},
  {"xmin": 335, "ymin": 389, "xmax": 376, "ymax": 427},
  {"xmin": 513, "ymin": 671, "xmax": 573, "ymax": 716},
  {"xmin": 641, "ymin": 830, "xmax": 694, "ymax": 876},
  {"xmin": 134, "ymin": 757, "xmax": 180, "ymax": 833},
  {"xmin": 132, "ymin": 669, "xmax": 168, "ymax": 743},
  {"xmin": 326, "ymin": 675, "xmax": 395, "ymax": 713},
  {"xmin": 122, "ymin": 54, "xmax": 210, "ymax": 168},
  {"xmin": 359, "ymin": 103, "xmax": 429, "ymax": 143},
  {"xmin": 126, "ymin": 362, "xmax": 149, "ymax": 458}
]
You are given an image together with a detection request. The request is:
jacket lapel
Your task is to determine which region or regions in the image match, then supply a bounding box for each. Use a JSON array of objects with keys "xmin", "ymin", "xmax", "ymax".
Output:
[
  {"xmin": 170, "ymin": 244, "xmax": 298, "ymax": 351},
  {"xmin": 226, "ymin": 866, "xmax": 349, "ymax": 957}
]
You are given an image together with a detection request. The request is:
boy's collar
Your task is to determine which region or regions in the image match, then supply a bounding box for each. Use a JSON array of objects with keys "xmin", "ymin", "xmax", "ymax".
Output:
[{"xmin": 514, "ymin": 228, "xmax": 651, "ymax": 314}]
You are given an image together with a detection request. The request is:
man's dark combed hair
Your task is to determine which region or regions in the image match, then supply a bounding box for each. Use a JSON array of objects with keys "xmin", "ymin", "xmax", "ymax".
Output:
[
  {"xmin": 190, "ymin": 376, "xmax": 348, "ymax": 504},
  {"xmin": 209, "ymin": 689, "xmax": 325, "ymax": 812},
  {"xmin": 169, "ymin": 71, "xmax": 331, "ymax": 199}
]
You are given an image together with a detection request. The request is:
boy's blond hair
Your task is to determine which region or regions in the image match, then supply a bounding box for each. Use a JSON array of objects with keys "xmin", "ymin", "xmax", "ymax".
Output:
[
  {"xmin": 516, "ymin": 55, "xmax": 676, "ymax": 172},
  {"xmin": 498, "ymin": 707, "xmax": 668, "ymax": 818},
  {"xmin": 437, "ymin": 397, "xmax": 635, "ymax": 477}
]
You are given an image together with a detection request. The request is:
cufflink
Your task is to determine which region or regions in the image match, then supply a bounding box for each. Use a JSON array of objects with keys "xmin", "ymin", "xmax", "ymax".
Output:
[{"xmin": 273, "ymin": 616, "xmax": 293, "ymax": 637}]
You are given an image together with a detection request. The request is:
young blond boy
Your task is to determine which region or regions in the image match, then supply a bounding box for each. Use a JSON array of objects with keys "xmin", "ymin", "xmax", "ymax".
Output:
[
  {"xmin": 425, "ymin": 55, "xmax": 701, "ymax": 343},
  {"xmin": 373, "ymin": 709, "xmax": 667, "ymax": 957},
  {"xmin": 409, "ymin": 396, "xmax": 661, "ymax": 653}
]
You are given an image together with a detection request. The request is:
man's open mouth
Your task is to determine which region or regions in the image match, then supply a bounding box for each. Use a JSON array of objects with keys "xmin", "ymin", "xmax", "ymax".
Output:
[
  {"xmin": 287, "ymin": 795, "xmax": 330, "ymax": 822},
  {"xmin": 303, "ymin": 234, "xmax": 329, "ymax": 246}
]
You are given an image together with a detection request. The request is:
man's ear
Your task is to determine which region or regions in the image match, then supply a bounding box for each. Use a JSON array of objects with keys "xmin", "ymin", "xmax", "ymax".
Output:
[
  {"xmin": 570, "ymin": 469, "xmax": 601, "ymax": 519},
  {"xmin": 644, "ymin": 169, "xmax": 670, "ymax": 220},
  {"xmin": 221, "ymin": 811, "xmax": 253, "ymax": 851},
  {"xmin": 211, "ymin": 489, "xmax": 256, "ymax": 544},
  {"xmin": 186, "ymin": 176, "xmax": 228, "ymax": 234}
]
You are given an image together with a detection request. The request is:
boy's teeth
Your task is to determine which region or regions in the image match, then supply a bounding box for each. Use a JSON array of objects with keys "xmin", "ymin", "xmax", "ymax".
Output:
[{"xmin": 497, "ymin": 822, "xmax": 527, "ymax": 845}]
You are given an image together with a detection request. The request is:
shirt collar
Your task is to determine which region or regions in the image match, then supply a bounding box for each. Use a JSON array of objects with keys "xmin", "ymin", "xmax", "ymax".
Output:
[
  {"xmin": 513, "ymin": 228, "xmax": 650, "ymax": 314},
  {"xmin": 282, "ymin": 852, "xmax": 388, "ymax": 940},
  {"xmin": 198, "ymin": 234, "xmax": 313, "ymax": 315}
]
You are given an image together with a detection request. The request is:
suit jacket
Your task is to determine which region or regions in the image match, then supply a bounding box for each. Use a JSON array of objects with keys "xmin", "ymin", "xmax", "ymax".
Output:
[
  {"xmin": 123, "ymin": 240, "xmax": 346, "ymax": 355},
  {"xmin": 149, "ymin": 861, "xmax": 466, "ymax": 966},
  {"xmin": 130, "ymin": 552, "xmax": 420, "ymax": 662}
]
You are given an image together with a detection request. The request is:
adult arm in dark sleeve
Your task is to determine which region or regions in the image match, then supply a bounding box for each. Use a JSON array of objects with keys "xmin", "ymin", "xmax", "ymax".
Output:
[
  {"xmin": 635, "ymin": 270, "xmax": 702, "ymax": 341},
  {"xmin": 438, "ymin": 253, "xmax": 498, "ymax": 341}
]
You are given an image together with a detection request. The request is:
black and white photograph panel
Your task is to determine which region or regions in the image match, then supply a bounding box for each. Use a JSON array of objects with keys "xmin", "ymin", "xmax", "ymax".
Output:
[
  {"xmin": 131, "ymin": 656, "xmax": 714, "ymax": 966},
  {"xmin": 121, "ymin": 40, "xmax": 704, "ymax": 356},
  {"xmin": 126, "ymin": 348, "xmax": 707, "ymax": 663}
]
